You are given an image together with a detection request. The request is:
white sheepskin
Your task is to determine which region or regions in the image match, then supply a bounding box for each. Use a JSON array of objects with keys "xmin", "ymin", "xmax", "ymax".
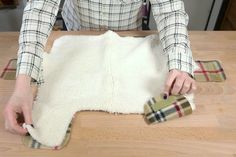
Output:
[{"xmin": 24, "ymin": 31, "xmax": 197, "ymax": 147}]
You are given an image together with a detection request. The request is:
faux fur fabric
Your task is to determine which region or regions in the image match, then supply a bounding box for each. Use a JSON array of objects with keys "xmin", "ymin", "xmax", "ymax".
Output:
[{"xmin": 24, "ymin": 31, "xmax": 197, "ymax": 147}]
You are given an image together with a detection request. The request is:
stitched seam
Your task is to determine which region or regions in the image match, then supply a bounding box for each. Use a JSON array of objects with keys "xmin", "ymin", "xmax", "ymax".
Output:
[
  {"xmin": 107, "ymin": 34, "xmax": 115, "ymax": 105},
  {"xmin": 104, "ymin": 32, "xmax": 115, "ymax": 105}
]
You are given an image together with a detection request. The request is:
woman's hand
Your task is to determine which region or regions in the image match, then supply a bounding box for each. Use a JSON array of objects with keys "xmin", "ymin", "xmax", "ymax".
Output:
[
  {"xmin": 3, "ymin": 74, "xmax": 33, "ymax": 135},
  {"xmin": 163, "ymin": 69, "xmax": 197, "ymax": 98}
]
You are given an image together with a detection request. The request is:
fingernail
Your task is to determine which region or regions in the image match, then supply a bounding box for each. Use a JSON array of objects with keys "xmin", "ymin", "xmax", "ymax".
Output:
[
  {"xmin": 30, "ymin": 124, "xmax": 34, "ymax": 128},
  {"xmin": 163, "ymin": 93, "xmax": 168, "ymax": 100}
]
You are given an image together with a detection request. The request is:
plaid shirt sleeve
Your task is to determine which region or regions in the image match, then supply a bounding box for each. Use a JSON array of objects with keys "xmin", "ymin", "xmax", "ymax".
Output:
[
  {"xmin": 150, "ymin": 0, "xmax": 194, "ymax": 76},
  {"xmin": 16, "ymin": 0, "xmax": 60, "ymax": 84}
]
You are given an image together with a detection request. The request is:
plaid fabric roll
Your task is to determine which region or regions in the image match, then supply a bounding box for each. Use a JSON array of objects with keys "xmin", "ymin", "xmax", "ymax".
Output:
[
  {"xmin": 144, "ymin": 95, "xmax": 193, "ymax": 124},
  {"xmin": 194, "ymin": 60, "xmax": 226, "ymax": 82}
]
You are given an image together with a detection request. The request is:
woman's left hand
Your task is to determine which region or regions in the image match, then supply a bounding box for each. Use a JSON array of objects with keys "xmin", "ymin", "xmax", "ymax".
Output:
[{"xmin": 163, "ymin": 69, "xmax": 197, "ymax": 97}]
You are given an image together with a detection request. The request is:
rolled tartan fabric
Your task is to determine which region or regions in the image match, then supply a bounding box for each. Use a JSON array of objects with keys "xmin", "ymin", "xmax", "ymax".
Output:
[{"xmin": 144, "ymin": 95, "xmax": 193, "ymax": 124}]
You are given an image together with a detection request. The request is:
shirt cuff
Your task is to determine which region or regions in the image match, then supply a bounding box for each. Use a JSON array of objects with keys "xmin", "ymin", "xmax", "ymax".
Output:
[
  {"xmin": 16, "ymin": 50, "xmax": 42, "ymax": 83},
  {"xmin": 167, "ymin": 46, "xmax": 194, "ymax": 77}
]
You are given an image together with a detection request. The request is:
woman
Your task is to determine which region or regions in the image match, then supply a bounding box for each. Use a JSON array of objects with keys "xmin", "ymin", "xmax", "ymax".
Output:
[{"xmin": 3, "ymin": 0, "xmax": 196, "ymax": 135}]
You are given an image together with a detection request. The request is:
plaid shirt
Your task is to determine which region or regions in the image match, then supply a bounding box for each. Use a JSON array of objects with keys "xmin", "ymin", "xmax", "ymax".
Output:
[{"xmin": 17, "ymin": 0, "xmax": 194, "ymax": 85}]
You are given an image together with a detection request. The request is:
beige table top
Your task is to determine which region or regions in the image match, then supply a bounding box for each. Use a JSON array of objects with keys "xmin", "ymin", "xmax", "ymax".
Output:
[{"xmin": 0, "ymin": 31, "xmax": 236, "ymax": 157}]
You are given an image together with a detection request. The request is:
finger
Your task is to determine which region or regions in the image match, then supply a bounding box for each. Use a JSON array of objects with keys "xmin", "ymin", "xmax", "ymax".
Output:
[
  {"xmin": 187, "ymin": 81, "xmax": 197, "ymax": 94},
  {"xmin": 180, "ymin": 79, "xmax": 191, "ymax": 94},
  {"xmin": 164, "ymin": 72, "xmax": 177, "ymax": 95},
  {"xmin": 4, "ymin": 119, "xmax": 23, "ymax": 135},
  {"xmin": 4, "ymin": 122, "xmax": 17, "ymax": 134},
  {"xmin": 12, "ymin": 125, "xmax": 27, "ymax": 135},
  {"xmin": 5, "ymin": 109, "xmax": 27, "ymax": 135},
  {"xmin": 22, "ymin": 104, "xmax": 33, "ymax": 125},
  {"xmin": 171, "ymin": 76, "xmax": 185, "ymax": 95}
]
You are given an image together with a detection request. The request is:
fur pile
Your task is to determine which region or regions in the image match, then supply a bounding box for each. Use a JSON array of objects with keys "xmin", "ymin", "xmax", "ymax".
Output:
[{"xmin": 24, "ymin": 31, "xmax": 196, "ymax": 147}]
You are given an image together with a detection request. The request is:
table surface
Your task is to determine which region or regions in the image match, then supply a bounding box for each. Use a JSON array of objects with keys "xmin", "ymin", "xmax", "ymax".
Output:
[{"xmin": 0, "ymin": 31, "xmax": 236, "ymax": 157}]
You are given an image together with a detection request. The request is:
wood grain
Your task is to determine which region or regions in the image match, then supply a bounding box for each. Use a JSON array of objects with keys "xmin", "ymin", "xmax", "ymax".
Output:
[{"xmin": 0, "ymin": 31, "xmax": 236, "ymax": 157}]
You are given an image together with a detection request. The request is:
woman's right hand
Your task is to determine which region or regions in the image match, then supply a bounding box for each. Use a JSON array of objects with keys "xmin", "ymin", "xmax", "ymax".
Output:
[{"xmin": 3, "ymin": 74, "xmax": 33, "ymax": 135}]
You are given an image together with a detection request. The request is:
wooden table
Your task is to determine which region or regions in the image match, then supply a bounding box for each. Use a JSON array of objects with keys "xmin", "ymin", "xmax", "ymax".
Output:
[{"xmin": 0, "ymin": 31, "xmax": 236, "ymax": 157}]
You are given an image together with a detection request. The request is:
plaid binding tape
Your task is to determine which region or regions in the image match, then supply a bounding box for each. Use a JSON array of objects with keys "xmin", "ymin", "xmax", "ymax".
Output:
[
  {"xmin": 144, "ymin": 95, "xmax": 193, "ymax": 124},
  {"xmin": 0, "ymin": 59, "xmax": 17, "ymax": 80},
  {"xmin": 22, "ymin": 121, "xmax": 72, "ymax": 150},
  {"xmin": 194, "ymin": 60, "xmax": 226, "ymax": 82},
  {"xmin": 0, "ymin": 59, "xmax": 226, "ymax": 82}
]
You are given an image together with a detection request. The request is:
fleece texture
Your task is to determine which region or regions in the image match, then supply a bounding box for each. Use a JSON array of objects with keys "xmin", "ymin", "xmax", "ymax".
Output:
[{"xmin": 23, "ymin": 31, "xmax": 197, "ymax": 147}]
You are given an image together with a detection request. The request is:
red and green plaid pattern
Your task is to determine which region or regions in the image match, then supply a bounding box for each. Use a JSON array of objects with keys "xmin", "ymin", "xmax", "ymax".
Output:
[
  {"xmin": 0, "ymin": 59, "xmax": 17, "ymax": 80},
  {"xmin": 1, "ymin": 59, "xmax": 226, "ymax": 82},
  {"xmin": 144, "ymin": 95, "xmax": 193, "ymax": 124},
  {"xmin": 22, "ymin": 121, "xmax": 73, "ymax": 150},
  {"xmin": 194, "ymin": 60, "xmax": 226, "ymax": 82}
]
